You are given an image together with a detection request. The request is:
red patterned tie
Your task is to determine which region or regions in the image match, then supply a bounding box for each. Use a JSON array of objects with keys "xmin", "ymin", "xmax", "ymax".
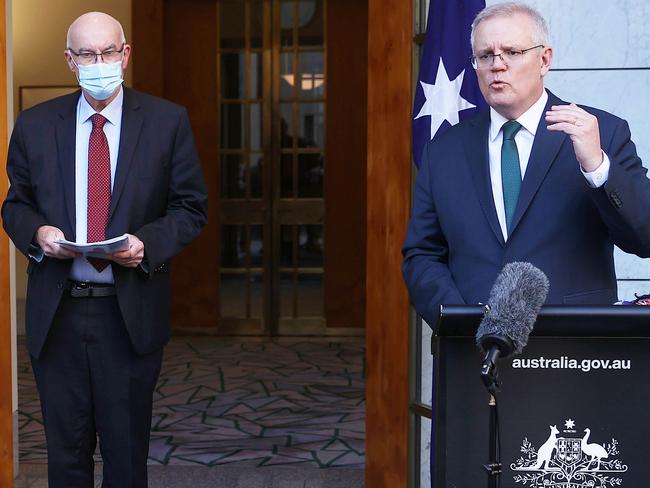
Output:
[{"xmin": 87, "ymin": 113, "xmax": 111, "ymax": 272}]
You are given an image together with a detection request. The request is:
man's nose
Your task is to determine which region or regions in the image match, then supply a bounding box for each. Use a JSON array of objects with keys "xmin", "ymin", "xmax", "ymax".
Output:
[{"xmin": 491, "ymin": 53, "xmax": 507, "ymax": 70}]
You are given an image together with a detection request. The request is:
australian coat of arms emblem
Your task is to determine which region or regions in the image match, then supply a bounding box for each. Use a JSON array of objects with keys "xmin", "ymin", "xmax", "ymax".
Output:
[{"xmin": 510, "ymin": 419, "xmax": 628, "ymax": 487}]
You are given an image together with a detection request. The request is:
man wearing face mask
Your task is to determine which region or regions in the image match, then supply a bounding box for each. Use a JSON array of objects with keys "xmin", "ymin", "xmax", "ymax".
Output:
[{"xmin": 2, "ymin": 12, "xmax": 207, "ymax": 487}]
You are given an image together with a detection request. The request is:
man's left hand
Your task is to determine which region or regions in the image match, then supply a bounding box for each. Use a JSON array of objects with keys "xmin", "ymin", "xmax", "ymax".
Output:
[
  {"xmin": 111, "ymin": 234, "xmax": 145, "ymax": 267},
  {"xmin": 545, "ymin": 103, "xmax": 604, "ymax": 172}
]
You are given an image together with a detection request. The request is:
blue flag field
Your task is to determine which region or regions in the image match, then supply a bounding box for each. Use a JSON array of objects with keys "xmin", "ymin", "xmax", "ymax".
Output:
[{"xmin": 412, "ymin": 0, "xmax": 487, "ymax": 168}]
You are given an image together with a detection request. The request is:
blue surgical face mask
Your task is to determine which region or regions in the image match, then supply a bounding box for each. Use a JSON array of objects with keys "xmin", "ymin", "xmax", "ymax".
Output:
[{"xmin": 74, "ymin": 60, "xmax": 124, "ymax": 101}]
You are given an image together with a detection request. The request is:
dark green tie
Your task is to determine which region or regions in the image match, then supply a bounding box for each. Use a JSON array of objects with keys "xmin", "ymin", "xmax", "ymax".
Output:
[{"xmin": 501, "ymin": 120, "xmax": 522, "ymax": 234}]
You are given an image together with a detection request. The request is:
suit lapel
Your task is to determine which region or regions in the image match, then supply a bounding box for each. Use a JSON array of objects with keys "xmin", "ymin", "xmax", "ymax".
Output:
[
  {"xmin": 109, "ymin": 87, "xmax": 143, "ymax": 221},
  {"xmin": 465, "ymin": 111, "xmax": 506, "ymax": 247},
  {"xmin": 509, "ymin": 91, "xmax": 567, "ymax": 235},
  {"xmin": 55, "ymin": 92, "xmax": 81, "ymax": 236}
]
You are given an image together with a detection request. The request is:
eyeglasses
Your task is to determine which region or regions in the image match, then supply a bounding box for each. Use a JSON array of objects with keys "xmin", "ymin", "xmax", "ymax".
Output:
[
  {"xmin": 470, "ymin": 45, "xmax": 544, "ymax": 70},
  {"xmin": 68, "ymin": 44, "xmax": 125, "ymax": 65}
]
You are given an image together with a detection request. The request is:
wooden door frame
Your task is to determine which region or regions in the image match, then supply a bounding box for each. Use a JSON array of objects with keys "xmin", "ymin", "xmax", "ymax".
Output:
[
  {"xmin": 0, "ymin": 0, "xmax": 14, "ymax": 483},
  {"xmin": 365, "ymin": 0, "xmax": 412, "ymax": 486}
]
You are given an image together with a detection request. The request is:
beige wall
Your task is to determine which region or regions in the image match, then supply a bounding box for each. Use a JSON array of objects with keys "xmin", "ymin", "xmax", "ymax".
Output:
[
  {"xmin": 12, "ymin": 0, "xmax": 131, "ymax": 307},
  {"xmin": 13, "ymin": 0, "xmax": 132, "ymax": 114}
]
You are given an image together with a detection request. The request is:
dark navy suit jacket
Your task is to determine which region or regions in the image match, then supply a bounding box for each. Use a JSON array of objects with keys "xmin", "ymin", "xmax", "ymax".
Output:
[
  {"xmin": 2, "ymin": 87, "xmax": 208, "ymax": 358},
  {"xmin": 402, "ymin": 90, "xmax": 650, "ymax": 326}
]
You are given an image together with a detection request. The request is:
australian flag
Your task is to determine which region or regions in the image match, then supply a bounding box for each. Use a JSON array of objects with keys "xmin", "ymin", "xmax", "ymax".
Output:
[{"xmin": 412, "ymin": 0, "xmax": 488, "ymax": 168}]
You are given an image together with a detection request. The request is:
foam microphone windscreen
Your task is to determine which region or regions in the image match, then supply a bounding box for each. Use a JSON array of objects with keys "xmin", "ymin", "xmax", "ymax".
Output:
[{"xmin": 476, "ymin": 261, "xmax": 549, "ymax": 355}]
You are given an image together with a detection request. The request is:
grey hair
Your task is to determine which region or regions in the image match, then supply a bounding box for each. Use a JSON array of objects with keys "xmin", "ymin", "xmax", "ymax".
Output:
[{"xmin": 470, "ymin": 2, "xmax": 549, "ymax": 51}]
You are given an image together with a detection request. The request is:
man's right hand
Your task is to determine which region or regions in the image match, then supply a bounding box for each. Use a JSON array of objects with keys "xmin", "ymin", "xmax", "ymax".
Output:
[{"xmin": 35, "ymin": 225, "xmax": 78, "ymax": 259}]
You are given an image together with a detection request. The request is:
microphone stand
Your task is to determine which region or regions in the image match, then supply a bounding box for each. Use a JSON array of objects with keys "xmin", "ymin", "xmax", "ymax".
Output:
[
  {"xmin": 485, "ymin": 393, "xmax": 501, "ymax": 488},
  {"xmin": 481, "ymin": 348, "xmax": 502, "ymax": 488}
]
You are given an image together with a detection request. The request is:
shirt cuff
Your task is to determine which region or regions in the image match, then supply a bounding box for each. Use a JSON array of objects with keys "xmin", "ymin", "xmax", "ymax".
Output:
[
  {"xmin": 581, "ymin": 151, "xmax": 610, "ymax": 188},
  {"xmin": 28, "ymin": 243, "xmax": 44, "ymax": 262}
]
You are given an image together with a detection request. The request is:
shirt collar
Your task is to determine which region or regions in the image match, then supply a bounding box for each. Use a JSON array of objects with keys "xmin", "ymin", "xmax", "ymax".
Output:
[
  {"xmin": 489, "ymin": 89, "xmax": 548, "ymax": 141},
  {"xmin": 78, "ymin": 86, "xmax": 124, "ymax": 126}
]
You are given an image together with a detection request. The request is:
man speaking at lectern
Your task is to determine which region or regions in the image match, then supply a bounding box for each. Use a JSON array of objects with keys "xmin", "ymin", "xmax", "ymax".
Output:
[
  {"xmin": 2, "ymin": 12, "xmax": 207, "ymax": 487},
  {"xmin": 402, "ymin": 2, "xmax": 650, "ymax": 325}
]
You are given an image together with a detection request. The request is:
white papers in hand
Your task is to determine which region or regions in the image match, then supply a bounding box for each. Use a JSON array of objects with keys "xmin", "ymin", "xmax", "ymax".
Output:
[{"xmin": 55, "ymin": 234, "xmax": 129, "ymax": 257}]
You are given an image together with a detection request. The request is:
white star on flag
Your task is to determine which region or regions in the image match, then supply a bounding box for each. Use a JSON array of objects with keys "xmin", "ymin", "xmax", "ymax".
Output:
[{"xmin": 414, "ymin": 59, "xmax": 477, "ymax": 140}]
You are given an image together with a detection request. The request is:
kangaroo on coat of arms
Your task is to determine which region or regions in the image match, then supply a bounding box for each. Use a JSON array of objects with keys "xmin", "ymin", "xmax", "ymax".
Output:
[{"xmin": 532, "ymin": 425, "xmax": 558, "ymax": 470}]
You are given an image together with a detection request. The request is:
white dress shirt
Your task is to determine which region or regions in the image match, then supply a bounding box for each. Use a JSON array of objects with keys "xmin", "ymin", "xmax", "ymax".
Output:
[
  {"xmin": 69, "ymin": 88, "xmax": 123, "ymax": 283},
  {"xmin": 488, "ymin": 90, "xmax": 610, "ymax": 241}
]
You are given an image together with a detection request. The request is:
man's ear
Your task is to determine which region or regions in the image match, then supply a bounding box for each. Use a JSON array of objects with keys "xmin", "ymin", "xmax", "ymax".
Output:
[
  {"xmin": 540, "ymin": 46, "xmax": 553, "ymax": 77},
  {"xmin": 121, "ymin": 44, "xmax": 132, "ymax": 71},
  {"xmin": 64, "ymin": 51, "xmax": 77, "ymax": 73}
]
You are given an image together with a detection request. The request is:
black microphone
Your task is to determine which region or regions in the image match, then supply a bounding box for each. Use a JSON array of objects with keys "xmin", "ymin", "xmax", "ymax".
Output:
[{"xmin": 476, "ymin": 262, "xmax": 549, "ymax": 391}]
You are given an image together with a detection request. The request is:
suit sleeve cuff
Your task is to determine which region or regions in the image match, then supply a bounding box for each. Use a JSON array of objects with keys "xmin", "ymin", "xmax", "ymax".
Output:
[
  {"xmin": 581, "ymin": 151, "xmax": 610, "ymax": 188},
  {"xmin": 136, "ymin": 253, "xmax": 151, "ymax": 279}
]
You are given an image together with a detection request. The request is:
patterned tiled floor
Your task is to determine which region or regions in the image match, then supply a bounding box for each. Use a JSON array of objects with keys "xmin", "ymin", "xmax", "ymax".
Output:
[
  {"xmin": 18, "ymin": 336, "xmax": 366, "ymax": 469},
  {"xmin": 15, "ymin": 464, "xmax": 365, "ymax": 488}
]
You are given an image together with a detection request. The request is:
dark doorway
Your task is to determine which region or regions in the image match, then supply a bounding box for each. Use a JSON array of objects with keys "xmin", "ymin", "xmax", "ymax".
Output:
[{"xmin": 133, "ymin": 0, "xmax": 367, "ymax": 335}]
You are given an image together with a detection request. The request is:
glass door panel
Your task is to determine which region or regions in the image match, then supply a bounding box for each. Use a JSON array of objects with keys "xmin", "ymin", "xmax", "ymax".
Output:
[
  {"xmin": 218, "ymin": 0, "xmax": 269, "ymax": 333},
  {"xmin": 218, "ymin": 0, "xmax": 326, "ymax": 335},
  {"xmin": 274, "ymin": 0, "xmax": 326, "ymax": 334}
]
